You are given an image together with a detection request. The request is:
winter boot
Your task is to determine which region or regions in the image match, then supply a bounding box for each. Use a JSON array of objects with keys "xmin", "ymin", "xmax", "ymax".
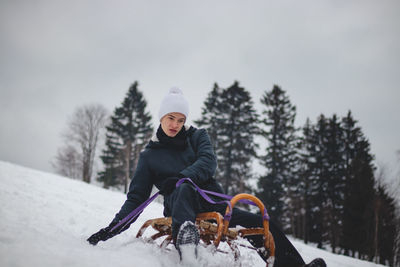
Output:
[
  {"xmin": 175, "ymin": 221, "xmax": 200, "ymax": 261},
  {"xmin": 303, "ymin": 258, "xmax": 327, "ymax": 267}
]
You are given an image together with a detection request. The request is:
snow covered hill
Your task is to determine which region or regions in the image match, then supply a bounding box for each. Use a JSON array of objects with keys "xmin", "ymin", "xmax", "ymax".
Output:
[{"xmin": 0, "ymin": 161, "xmax": 387, "ymax": 267}]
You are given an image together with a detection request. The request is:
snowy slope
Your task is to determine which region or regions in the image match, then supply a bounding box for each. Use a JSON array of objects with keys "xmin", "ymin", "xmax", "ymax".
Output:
[{"xmin": 0, "ymin": 161, "xmax": 387, "ymax": 267}]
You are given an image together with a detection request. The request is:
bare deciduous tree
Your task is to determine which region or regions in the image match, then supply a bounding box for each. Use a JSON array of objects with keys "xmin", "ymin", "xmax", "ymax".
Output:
[
  {"xmin": 52, "ymin": 145, "xmax": 82, "ymax": 179},
  {"xmin": 53, "ymin": 103, "xmax": 108, "ymax": 183}
]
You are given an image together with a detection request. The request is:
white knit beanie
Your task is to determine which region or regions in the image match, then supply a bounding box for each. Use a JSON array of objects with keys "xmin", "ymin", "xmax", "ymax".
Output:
[{"xmin": 158, "ymin": 87, "xmax": 189, "ymax": 121}]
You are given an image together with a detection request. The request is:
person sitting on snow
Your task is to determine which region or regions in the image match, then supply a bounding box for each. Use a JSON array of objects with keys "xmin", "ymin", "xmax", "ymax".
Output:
[{"xmin": 87, "ymin": 87, "xmax": 326, "ymax": 267}]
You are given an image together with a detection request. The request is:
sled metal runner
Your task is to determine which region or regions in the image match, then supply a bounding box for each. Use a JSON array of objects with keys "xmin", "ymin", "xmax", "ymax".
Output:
[{"xmin": 136, "ymin": 193, "xmax": 275, "ymax": 266}]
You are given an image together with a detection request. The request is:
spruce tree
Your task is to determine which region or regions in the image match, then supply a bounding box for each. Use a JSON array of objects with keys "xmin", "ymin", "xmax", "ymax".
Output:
[
  {"xmin": 373, "ymin": 183, "xmax": 397, "ymax": 266},
  {"xmin": 98, "ymin": 82, "xmax": 153, "ymax": 192},
  {"xmin": 297, "ymin": 110, "xmax": 394, "ymax": 261},
  {"xmin": 257, "ymin": 85, "xmax": 298, "ymax": 229},
  {"xmin": 194, "ymin": 83, "xmax": 224, "ymax": 156},
  {"xmin": 194, "ymin": 83, "xmax": 225, "ymax": 181},
  {"xmin": 303, "ymin": 114, "xmax": 348, "ymax": 250},
  {"xmin": 195, "ymin": 81, "xmax": 259, "ymax": 195},
  {"xmin": 340, "ymin": 111, "xmax": 376, "ymax": 258},
  {"xmin": 297, "ymin": 118, "xmax": 315, "ymax": 243},
  {"xmin": 324, "ymin": 114, "xmax": 346, "ymax": 252},
  {"xmin": 306, "ymin": 114, "xmax": 329, "ymax": 248},
  {"xmin": 98, "ymin": 128, "xmax": 124, "ymax": 188},
  {"xmin": 299, "ymin": 114, "xmax": 348, "ymax": 250}
]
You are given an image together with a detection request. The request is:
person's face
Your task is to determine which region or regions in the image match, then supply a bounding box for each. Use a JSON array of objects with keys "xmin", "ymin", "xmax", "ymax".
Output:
[{"xmin": 160, "ymin": 112, "xmax": 186, "ymax": 137}]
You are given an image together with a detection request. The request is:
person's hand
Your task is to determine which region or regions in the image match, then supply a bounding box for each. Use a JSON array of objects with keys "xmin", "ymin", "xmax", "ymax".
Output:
[
  {"xmin": 87, "ymin": 227, "xmax": 110, "ymax": 245},
  {"xmin": 161, "ymin": 177, "xmax": 180, "ymax": 195},
  {"xmin": 87, "ymin": 220, "xmax": 118, "ymax": 245}
]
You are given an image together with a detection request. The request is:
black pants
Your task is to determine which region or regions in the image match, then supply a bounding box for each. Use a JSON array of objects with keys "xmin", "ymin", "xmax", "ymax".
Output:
[{"xmin": 164, "ymin": 183, "xmax": 305, "ymax": 267}]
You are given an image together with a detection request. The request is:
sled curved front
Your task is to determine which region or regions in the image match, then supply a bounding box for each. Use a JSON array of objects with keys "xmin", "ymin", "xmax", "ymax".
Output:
[{"xmin": 223, "ymin": 193, "xmax": 275, "ymax": 265}]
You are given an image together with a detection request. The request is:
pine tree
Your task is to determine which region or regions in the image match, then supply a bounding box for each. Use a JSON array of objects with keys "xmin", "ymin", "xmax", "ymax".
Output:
[
  {"xmin": 306, "ymin": 114, "xmax": 329, "ymax": 248},
  {"xmin": 194, "ymin": 83, "xmax": 225, "ymax": 181},
  {"xmin": 298, "ymin": 111, "xmax": 385, "ymax": 256},
  {"xmin": 373, "ymin": 183, "xmax": 397, "ymax": 266},
  {"xmin": 195, "ymin": 81, "xmax": 259, "ymax": 195},
  {"xmin": 324, "ymin": 114, "xmax": 346, "ymax": 252},
  {"xmin": 297, "ymin": 118, "xmax": 315, "ymax": 243},
  {"xmin": 302, "ymin": 114, "xmax": 349, "ymax": 249},
  {"xmin": 395, "ymin": 206, "xmax": 400, "ymax": 267},
  {"xmin": 340, "ymin": 111, "xmax": 376, "ymax": 258},
  {"xmin": 299, "ymin": 114, "xmax": 349, "ymax": 250},
  {"xmin": 395, "ymin": 151, "xmax": 400, "ymax": 267},
  {"xmin": 194, "ymin": 83, "xmax": 224, "ymax": 158},
  {"xmin": 257, "ymin": 85, "xmax": 298, "ymax": 229},
  {"xmin": 98, "ymin": 130, "xmax": 124, "ymax": 188},
  {"xmin": 98, "ymin": 82, "xmax": 153, "ymax": 192}
]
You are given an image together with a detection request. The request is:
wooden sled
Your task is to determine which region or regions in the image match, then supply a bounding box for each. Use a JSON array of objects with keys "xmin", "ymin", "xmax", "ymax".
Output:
[{"xmin": 136, "ymin": 193, "xmax": 275, "ymax": 266}]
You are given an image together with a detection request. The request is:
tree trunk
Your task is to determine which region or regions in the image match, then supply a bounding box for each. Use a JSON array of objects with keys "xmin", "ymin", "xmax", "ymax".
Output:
[{"xmin": 124, "ymin": 140, "xmax": 132, "ymax": 193}]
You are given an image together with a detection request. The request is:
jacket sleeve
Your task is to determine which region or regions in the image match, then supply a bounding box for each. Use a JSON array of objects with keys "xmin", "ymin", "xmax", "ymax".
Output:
[
  {"xmin": 179, "ymin": 129, "xmax": 217, "ymax": 185},
  {"xmin": 114, "ymin": 152, "xmax": 153, "ymax": 221}
]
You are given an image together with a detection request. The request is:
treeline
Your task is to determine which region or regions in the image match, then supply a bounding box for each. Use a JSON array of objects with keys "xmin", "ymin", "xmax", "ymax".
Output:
[
  {"xmin": 54, "ymin": 81, "xmax": 399, "ymax": 266},
  {"xmin": 197, "ymin": 82, "xmax": 398, "ymax": 265}
]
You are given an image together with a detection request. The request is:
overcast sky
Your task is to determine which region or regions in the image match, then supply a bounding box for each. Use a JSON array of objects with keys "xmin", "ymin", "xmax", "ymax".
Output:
[{"xmin": 1, "ymin": 0, "xmax": 399, "ymax": 182}]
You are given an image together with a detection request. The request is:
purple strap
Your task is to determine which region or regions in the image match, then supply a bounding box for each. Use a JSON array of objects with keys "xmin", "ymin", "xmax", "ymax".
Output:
[
  {"xmin": 177, "ymin": 178, "xmax": 270, "ymax": 221},
  {"xmin": 109, "ymin": 177, "xmax": 270, "ymax": 234},
  {"xmin": 110, "ymin": 191, "xmax": 160, "ymax": 233},
  {"xmin": 175, "ymin": 178, "xmax": 233, "ymax": 221}
]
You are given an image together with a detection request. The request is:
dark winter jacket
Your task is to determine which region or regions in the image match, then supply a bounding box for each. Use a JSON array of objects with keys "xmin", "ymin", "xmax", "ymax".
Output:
[{"xmin": 114, "ymin": 126, "xmax": 222, "ymax": 221}]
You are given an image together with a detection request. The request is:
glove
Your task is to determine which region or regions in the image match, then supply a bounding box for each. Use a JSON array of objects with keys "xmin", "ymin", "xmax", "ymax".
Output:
[
  {"xmin": 87, "ymin": 220, "xmax": 119, "ymax": 245},
  {"xmin": 161, "ymin": 177, "xmax": 180, "ymax": 195}
]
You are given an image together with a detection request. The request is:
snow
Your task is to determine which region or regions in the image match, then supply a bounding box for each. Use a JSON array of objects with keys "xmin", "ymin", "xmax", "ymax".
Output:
[{"xmin": 0, "ymin": 161, "xmax": 388, "ymax": 267}]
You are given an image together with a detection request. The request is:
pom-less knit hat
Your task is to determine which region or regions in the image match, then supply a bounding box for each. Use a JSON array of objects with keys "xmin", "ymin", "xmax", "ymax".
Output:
[{"xmin": 158, "ymin": 87, "xmax": 189, "ymax": 121}]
